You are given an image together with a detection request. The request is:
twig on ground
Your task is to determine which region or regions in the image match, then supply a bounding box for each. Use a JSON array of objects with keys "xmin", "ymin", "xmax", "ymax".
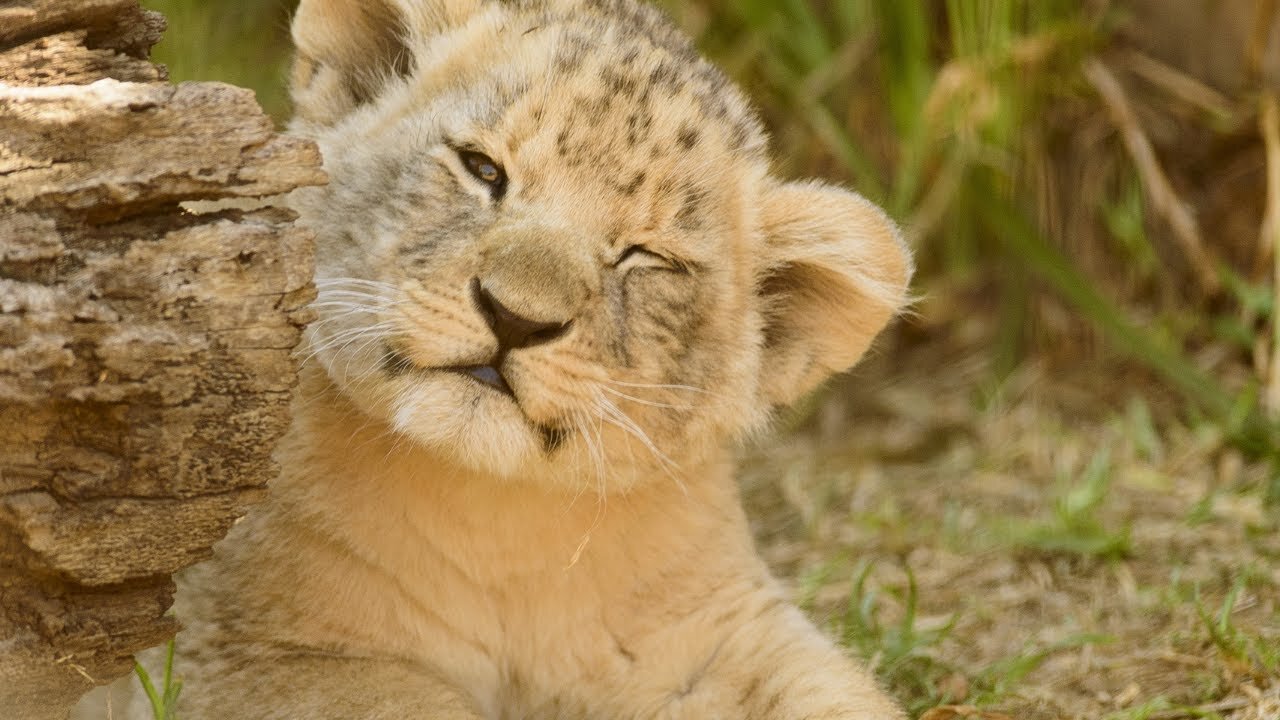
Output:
[{"xmin": 1083, "ymin": 58, "xmax": 1220, "ymax": 295}]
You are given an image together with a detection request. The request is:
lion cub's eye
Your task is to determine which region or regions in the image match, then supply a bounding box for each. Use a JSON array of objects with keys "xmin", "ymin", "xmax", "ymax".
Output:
[
  {"xmin": 615, "ymin": 245, "xmax": 683, "ymax": 274},
  {"xmin": 458, "ymin": 150, "xmax": 508, "ymax": 200}
]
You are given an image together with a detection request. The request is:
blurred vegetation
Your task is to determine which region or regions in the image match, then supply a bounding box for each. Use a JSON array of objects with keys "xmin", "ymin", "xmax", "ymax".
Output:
[
  {"xmin": 662, "ymin": 1, "xmax": 1278, "ymax": 468},
  {"xmin": 147, "ymin": 0, "xmax": 297, "ymax": 118}
]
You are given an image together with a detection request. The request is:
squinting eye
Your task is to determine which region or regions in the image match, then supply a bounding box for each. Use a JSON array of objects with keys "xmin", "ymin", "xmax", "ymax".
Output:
[
  {"xmin": 615, "ymin": 245, "xmax": 684, "ymax": 274},
  {"xmin": 458, "ymin": 150, "xmax": 508, "ymax": 199}
]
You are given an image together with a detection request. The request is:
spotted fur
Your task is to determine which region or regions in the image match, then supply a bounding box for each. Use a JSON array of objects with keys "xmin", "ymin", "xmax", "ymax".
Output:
[{"xmin": 153, "ymin": 1, "xmax": 913, "ymax": 718}]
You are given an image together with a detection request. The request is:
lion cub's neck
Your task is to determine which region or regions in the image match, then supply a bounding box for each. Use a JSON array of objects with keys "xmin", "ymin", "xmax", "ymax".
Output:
[
  {"xmin": 205, "ymin": 369, "xmax": 769, "ymax": 698},
  {"xmin": 272, "ymin": 370, "xmax": 750, "ymax": 587}
]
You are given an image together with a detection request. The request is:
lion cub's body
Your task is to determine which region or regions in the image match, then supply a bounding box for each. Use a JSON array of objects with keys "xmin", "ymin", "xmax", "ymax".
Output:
[
  {"xmin": 106, "ymin": 1, "xmax": 913, "ymax": 717},
  {"xmin": 172, "ymin": 375, "xmax": 897, "ymax": 719}
]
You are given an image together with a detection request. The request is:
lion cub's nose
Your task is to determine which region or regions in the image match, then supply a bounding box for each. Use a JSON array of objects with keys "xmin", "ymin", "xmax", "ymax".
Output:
[{"xmin": 471, "ymin": 279, "xmax": 573, "ymax": 351}]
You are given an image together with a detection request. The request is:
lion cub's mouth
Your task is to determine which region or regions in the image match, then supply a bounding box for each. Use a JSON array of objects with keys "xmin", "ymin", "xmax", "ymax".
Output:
[
  {"xmin": 443, "ymin": 364, "xmax": 513, "ymax": 397},
  {"xmin": 382, "ymin": 345, "xmax": 514, "ymax": 397},
  {"xmin": 382, "ymin": 346, "xmax": 567, "ymax": 453}
]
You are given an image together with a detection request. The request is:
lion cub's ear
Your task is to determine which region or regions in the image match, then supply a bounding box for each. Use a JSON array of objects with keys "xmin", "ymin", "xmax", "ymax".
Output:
[
  {"xmin": 290, "ymin": 0, "xmax": 483, "ymax": 125},
  {"xmin": 757, "ymin": 181, "xmax": 914, "ymax": 407}
]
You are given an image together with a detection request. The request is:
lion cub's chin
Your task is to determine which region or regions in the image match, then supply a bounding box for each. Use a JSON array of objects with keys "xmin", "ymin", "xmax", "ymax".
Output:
[{"xmin": 337, "ymin": 374, "xmax": 655, "ymax": 490}]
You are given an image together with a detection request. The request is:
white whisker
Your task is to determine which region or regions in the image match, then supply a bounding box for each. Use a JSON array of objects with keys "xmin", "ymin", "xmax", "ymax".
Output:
[
  {"xmin": 308, "ymin": 300, "xmax": 402, "ymax": 312},
  {"xmin": 301, "ymin": 322, "xmax": 401, "ymax": 362},
  {"xmin": 592, "ymin": 392, "xmax": 683, "ymax": 491},
  {"xmin": 601, "ymin": 378, "xmax": 725, "ymax": 400},
  {"xmin": 314, "ymin": 277, "xmax": 401, "ymax": 290},
  {"xmin": 598, "ymin": 385, "xmax": 693, "ymax": 410}
]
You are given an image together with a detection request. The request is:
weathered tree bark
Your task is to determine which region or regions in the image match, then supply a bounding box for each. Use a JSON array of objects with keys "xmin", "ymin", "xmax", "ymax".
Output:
[{"xmin": 0, "ymin": 3, "xmax": 325, "ymax": 718}]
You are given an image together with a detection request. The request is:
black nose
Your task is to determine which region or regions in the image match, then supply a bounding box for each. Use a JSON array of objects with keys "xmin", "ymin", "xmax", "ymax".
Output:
[{"xmin": 471, "ymin": 279, "xmax": 572, "ymax": 351}]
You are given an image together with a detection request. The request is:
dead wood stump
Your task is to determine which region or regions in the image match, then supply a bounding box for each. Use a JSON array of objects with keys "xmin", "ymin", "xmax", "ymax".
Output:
[{"xmin": 0, "ymin": 2, "xmax": 325, "ymax": 718}]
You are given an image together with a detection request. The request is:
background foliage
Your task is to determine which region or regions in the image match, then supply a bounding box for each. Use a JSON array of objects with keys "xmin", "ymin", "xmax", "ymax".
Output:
[{"xmin": 139, "ymin": 1, "xmax": 1280, "ymax": 718}]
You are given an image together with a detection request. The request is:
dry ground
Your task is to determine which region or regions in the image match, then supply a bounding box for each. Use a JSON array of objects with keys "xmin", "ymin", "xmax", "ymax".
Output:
[{"xmin": 744, "ymin": 323, "xmax": 1280, "ymax": 720}]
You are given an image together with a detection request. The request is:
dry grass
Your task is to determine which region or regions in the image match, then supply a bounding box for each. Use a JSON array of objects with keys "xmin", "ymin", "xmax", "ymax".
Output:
[{"xmin": 743, "ymin": 328, "xmax": 1279, "ymax": 719}]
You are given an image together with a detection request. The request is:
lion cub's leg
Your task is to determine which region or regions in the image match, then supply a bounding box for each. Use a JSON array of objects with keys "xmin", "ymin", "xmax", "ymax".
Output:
[
  {"xmin": 177, "ymin": 651, "xmax": 484, "ymax": 720},
  {"xmin": 659, "ymin": 593, "xmax": 903, "ymax": 720}
]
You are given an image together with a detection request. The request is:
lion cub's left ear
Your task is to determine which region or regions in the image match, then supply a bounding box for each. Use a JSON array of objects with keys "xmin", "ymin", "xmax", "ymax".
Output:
[{"xmin": 757, "ymin": 180, "xmax": 914, "ymax": 407}]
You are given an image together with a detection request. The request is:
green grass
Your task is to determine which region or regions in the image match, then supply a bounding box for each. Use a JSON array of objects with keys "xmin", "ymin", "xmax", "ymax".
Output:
[
  {"xmin": 800, "ymin": 556, "xmax": 1112, "ymax": 716},
  {"xmin": 967, "ymin": 633, "xmax": 1110, "ymax": 708},
  {"xmin": 1000, "ymin": 445, "xmax": 1133, "ymax": 560},
  {"xmin": 829, "ymin": 561, "xmax": 959, "ymax": 714},
  {"xmin": 134, "ymin": 640, "xmax": 182, "ymax": 720},
  {"xmin": 1195, "ymin": 575, "xmax": 1280, "ymax": 678}
]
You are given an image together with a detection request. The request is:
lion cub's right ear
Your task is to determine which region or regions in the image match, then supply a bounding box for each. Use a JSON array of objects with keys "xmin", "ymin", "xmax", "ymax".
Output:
[{"xmin": 290, "ymin": 0, "xmax": 483, "ymax": 125}]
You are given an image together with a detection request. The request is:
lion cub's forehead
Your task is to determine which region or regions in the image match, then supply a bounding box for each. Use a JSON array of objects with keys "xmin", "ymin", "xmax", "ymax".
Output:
[
  {"xmin": 511, "ymin": 24, "xmax": 763, "ymax": 160},
  {"xmin": 406, "ymin": 3, "xmax": 767, "ymax": 167}
]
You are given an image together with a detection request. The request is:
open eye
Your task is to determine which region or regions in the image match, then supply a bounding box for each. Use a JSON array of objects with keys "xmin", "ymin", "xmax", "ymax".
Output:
[
  {"xmin": 615, "ymin": 245, "xmax": 683, "ymax": 274},
  {"xmin": 457, "ymin": 150, "xmax": 508, "ymax": 200}
]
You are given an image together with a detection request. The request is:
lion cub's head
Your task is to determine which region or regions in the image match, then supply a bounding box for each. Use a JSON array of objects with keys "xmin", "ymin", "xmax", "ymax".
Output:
[{"xmin": 287, "ymin": 0, "xmax": 912, "ymax": 490}]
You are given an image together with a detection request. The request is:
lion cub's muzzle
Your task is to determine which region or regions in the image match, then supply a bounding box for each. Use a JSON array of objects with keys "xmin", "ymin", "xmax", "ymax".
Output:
[{"xmin": 443, "ymin": 278, "xmax": 574, "ymax": 396}]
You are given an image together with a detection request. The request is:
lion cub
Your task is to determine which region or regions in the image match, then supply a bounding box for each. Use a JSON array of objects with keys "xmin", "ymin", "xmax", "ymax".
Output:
[{"xmin": 171, "ymin": 0, "xmax": 912, "ymax": 717}]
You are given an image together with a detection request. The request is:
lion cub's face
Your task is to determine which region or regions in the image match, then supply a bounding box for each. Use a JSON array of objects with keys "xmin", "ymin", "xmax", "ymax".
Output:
[{"xmin": 287, "ymin": 0, "xmax": 912, "ymax": 490}]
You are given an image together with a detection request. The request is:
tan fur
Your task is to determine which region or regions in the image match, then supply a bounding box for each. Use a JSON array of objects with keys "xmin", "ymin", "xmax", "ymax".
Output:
[{"xmin": 88, "ymin": 1, "xmax": 914, "ymax": 717}]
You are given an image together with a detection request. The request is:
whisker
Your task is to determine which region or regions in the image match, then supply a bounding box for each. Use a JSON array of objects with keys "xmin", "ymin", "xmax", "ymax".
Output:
[
  {"xmin": 598, "ymin": 385, "xmax": 693, "ymax": 411},
  {"xmin": 314, "ymin": 277, "xmax": 401, "ymax": 290},
  {"xmin": 602, "ymin": 378, "xmax": 724, "ymax": 398},
  {"xmin": 593, "ymin": 393, "xmax": 682, "ymax": 488},
  {"xmin": 560, "ymin": 409, "xmax": 592, "ymax": 514},
  {"xmin": 300, "ymin": 330, "xmax": 401, "ymax": 375},
  {"xmin": 308, "ymin": 299, "xmax": 403, "ymax": 311},
  {"xmin": 301, "ymin": 321, "xmax": 400, "ymax": 359},
  {"xmin": 595, "ymin": 397, "xmax": 639, "ymax": 471},
  {"xmin": 583, "ymin": 402, "xmax": 608, "ymax": 495},
  {"xmin": 341, "ymin": 329, "xmax": 403, "ymax": 378}
]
